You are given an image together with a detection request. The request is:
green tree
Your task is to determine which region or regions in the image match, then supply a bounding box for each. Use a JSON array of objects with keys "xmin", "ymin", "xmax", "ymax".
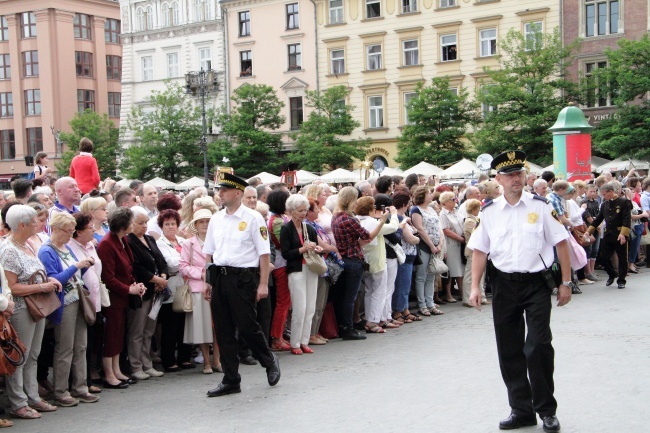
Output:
[
  {"xmin": 395, "ymin": 77, "xmax": 480, "ymax": 168},
  {"xmin": 56, "ymin": 111, "xmax": 120, "ymax": 179},
  {"xmin": 211, "ymin": 84, "xmax": 285, "ymax": 178},
  {"xmin": 289, "ymin": 86, "xmax": 370, "ymax": 172},
  {"xmin": 591, "ymin": 34, "xmax": 650, "ymax": 159},
  {"xmin": 474, "ymin": 28, "xmax": 580, "ymax": 165},
  {"xmin": 121, "ymin": 81, "xmax": 205, "ymax": 182}
]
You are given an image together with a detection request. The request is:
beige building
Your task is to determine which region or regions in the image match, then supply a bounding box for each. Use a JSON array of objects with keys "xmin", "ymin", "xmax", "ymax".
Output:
[
  {"xmin": 221, "ymin": 0, "xmax": 317, "ymax": 147},
  {"xmin": 313, "ymin": 0, "xmax": 559, "ymax": 168},
  {"xmin": 0, "ymin": 0, "xmax": 121, "ymax": 184}
]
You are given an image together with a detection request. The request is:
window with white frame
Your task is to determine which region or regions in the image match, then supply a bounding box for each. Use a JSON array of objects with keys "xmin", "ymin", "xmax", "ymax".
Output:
[
  {"xmin": 330, "ymin": 49, "xmax": 345, "ymax": 74},
  {"xmin": 440, "ymin": 0, "xmax": 456, "ymax": 8},
  {"xmin": 146, "ymin": 6, "xmax": 154, "ymax": 30},
  {"xmin": 287, "ymin": 3, "xmax": 299, "ymax": 29},
  {"xmin": 240, "ymin": 51, "xmax": 252, "ymax": 76},
  {"xmin": 366, "ymin": 0, "xmax": 381, "ymax": 19},
  {"xmin": 404, "ymin": 92, "xmax": 416, "ymax": 125},
  {"xmin": 239, "ymin": 11, "xmax": 250, "ymax": 36},
  {"xmin": 136, "ymin": 8, "xmax": 145, "ymax": 31},
  {"xmin": 479, "ymin": 28, "xmax": 497, "ymax": 57},
  {"xmin": 199, "ymin": 47, "xmax": 211, "ymax": 70},
  {"xmin": 403, "ymin": 40, "xmax": 419, "ymax": 66},
  {"xmin": 584, "ymin": 61, "xmax": 613, "ymax": 107},
  {"xmin": 449, "ymin": 87, "xmax": 458, "ymax": 96},
  {"xmin": 368, "ymin": 96, "xmax": 384, "ymax": 128},
  {"xmin": 367, "ymin": 44, "xmax": 382, "ymax": 70},
  {"xmin": 162, "ymin": 4, "xmax": 171, "ymax": 27},
  {"xmin": 402, "ymin": 0, "xmax": 417, "ymax": 13},
  {"xmin": 0, "ymin": 16, "xmax": 9, "ymax": 41},
  {"xmin": 480, "ymin": 84, "xmax": 496, "ymax": 119},
  {"xmin": 171, "ymin": 2, "xmax": 180, "ymax": 25},
  {"xmin": 290, "ymin": 97, "xmax": 303, "ymax": 130},
  {"xmin": 585, "ymin": 0, "xmax": 619, "ymax": 37},
  {"xmin": 142, "ymin": 56, "xmax": 153, "ymax": 81},
  {"xmin": 524, "ymin": 21, "xmax": 543, "ymax": 50},
  {"xmin": 194, "ymin": 0, "xmax": 210, "ymax": 22},
  {"xmin": 288, "ymin": 44, "xmax": 301, "ymax": 70},
  {"xmin": 441, "ymin": 34, "xmax": 457, "ymax": 61},
  {"xmin": 329, "ymin": 0, "xmax": 344, "ymax": 24},
  {"xmin": 167, "ymin": 52, "xmax": 179, "ymax": 78}
]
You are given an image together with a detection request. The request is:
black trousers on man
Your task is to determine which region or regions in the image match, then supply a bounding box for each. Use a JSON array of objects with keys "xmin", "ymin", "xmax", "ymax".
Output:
[
  {"xmin": 239, "ymin": 297, "xmax": 272, "ymax": 359},
  {"xmin": 597, "ymin": 232, "xmax": 628, "ymax": 285},
  {"xmin": 211, "ymin": 269, "xmax": 275, "ymax": 385},
  {"xmin": 491, "ymin": 269, "xmax": 557, "ymax": 419}
]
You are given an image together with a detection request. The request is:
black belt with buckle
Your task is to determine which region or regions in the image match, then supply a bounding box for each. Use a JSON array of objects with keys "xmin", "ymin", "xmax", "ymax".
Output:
[
  {"xmin": 492, "ymin": 267, "xmax": 542, "ymax": 282},
  {"xmin": 215, "ymin": 266, "xmax": 259, "ymax": 275}
]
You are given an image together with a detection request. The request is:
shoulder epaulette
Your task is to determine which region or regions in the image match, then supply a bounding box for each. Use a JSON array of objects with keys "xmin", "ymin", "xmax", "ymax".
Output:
[
  {"xmin": 532, "ymin": 195, "xmax": 549, "ymax": 204},
  {"xmin": 481, "ymin": 199, "xmax": 494, "ymax": 209}
]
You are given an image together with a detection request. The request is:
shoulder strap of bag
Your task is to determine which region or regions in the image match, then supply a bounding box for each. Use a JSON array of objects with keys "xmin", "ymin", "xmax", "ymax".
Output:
[
  {"xmin": 302, "ymin": 222, "xmax": 309, "ymax": 245},
  {"xmin": 49, "ymin": 245, "xmax": 84, "ymax": 289}
]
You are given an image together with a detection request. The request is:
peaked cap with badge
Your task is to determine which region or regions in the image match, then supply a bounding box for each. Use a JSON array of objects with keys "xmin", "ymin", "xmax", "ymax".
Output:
[
  {"xmin": 217, "ymin": 172, "xmax": 248, "ymax": 191},
  {"xmin": 491, "ymin": 150, "xmax": 527, "ymax": 174}
]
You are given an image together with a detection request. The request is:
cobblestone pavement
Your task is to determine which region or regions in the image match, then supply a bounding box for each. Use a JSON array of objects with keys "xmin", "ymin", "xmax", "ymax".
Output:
[{"xmin": 8, "ymin": 268, "xmax": 650, "ymax": 433}]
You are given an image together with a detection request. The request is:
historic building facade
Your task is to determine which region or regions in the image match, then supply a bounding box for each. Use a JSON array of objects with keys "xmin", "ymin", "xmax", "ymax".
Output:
[
  {"xmin": 0, "ymin": 0, "xmax": 121, "ymax": 182},
  {"xmin": 313, "ymin": 0, "xmax": 559, "ymax": 167}
]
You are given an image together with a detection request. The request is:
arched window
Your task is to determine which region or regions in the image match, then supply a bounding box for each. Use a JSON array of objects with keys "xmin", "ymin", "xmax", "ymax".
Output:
[
  {"xmin": 136, "ymin": 7, "xmax": 145, "ymax": 31},
  {"xmin": 171, "ymin": 2, "xmax": 180, "ymax": 26},
  {"xmin": 146, "ymin": 5, "xmax": 154, "ymax": 30},
  {"xmin": 161, "ymin": 3, "xmax": 170, "ymax": 27},
  {"xmin": 194, "ymin": 0, "xmax": 208, "ymax": 22}
]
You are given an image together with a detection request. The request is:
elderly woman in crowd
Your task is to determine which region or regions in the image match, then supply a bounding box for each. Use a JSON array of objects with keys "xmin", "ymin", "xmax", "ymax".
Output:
[
  {"xmin": 126, "ymin": 207, "xmax": 168, "ymax": 380},
  {"xmin": 180, "ymin": 208, "xmax": 221, "ymax": 374},
  {"xmin": 391, "ymin": 192, "xmax": 421, "ymax": 323},
  {"xmin": 27, "ymin": 203, "xmax": 49, "ymax": 251},
  {"xmin": 68, "ymin": 213, "xmax": 104, "ymax": 392},
  {"xmin": 439, "ymin": 191, "xmax": 465, "ymax": 303},
  {"xmin": 80, "ymin": 197, "xmax": 109, "ymax": 242},
  {"xmin": 410, "ymin": 186, "xmax": 443, "ymax": 316},
  {"xmin": 267, "ymin": 189, "xmax": 292, "ymax": 351},
  {"xmin": 156, "ymin": 209, "xmax": 193, "ymax": 372},
  {"xmin": 1, "ymin": 205, "xmax": 61, "ymax": 418},
  {"xmin": 462, "ymin": 199, "xmax": 488, "ymax": 306},
  {"xmin": 39, "ymin": 212, "xmax": 97, "ymax": 407},
  {"xmin": 97, "ymin": 208, "xmax": 146, "ymax": 389},
  {"xmin": 355, "ymin": 196, "xmax": 399, "ymax": 333},
  {"xmin": 147, "ymin": 192, "xmax": 182, "ymax": 240},
  {"xmin": 280, "ymin": 194, "xmax": 326, "ymax": 354},
  {"xmin": 304, "ymin": 198, "xmax": 339, "ymax": 345},
  {"xmin": 331, "ymin": 187, "xmax": 388, "ymax": 339}
]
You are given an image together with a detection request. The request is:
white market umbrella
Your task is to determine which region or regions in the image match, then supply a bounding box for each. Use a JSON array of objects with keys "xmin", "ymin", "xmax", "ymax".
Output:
[
  {"xmin": 526, "ymin": 162, "xmax": 545, "ymax": 176},
  {"xmin": 402, "ymin": 161, "xmax": 443, "ymax": 177},
  {"xmin": 595, "ymin": 157, "xmax": 650, "ymax": 173},
  {"xmin": 248, "ymin": 172, "xmax": 281, "ymax": 185},
  {"xmin": 116, "ymin": 178, "xmax": 133, "ymax": 187},
  {"xmin": 175, "ymin": 176, "xmax": 214, "ymax": 190},
  {"xmin": 351, "ymin": 166, "xmax": 402, "ymax": 180},
  {"xmin": 145, "ymin": 177, "xmax": 177, "ymax": 189},
  {"xmin": 295, "ymin": 170, "xmax": 319, "ymax": 185},
  {"xmin": 321, "ymin": 168, "xmax": 357, "ymax": 183},
  {"xmin": 438, "ymin": 159, "xmax": 479, "ymax": 179}
]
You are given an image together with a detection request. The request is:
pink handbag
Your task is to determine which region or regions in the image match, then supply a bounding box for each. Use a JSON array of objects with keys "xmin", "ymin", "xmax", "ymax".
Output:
[{"xmin": 567, "ymin": 233, "xmax": 588, "ymax": 269}]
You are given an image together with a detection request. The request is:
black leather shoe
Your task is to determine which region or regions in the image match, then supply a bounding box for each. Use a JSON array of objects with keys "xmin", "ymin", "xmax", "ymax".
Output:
[
  {"xmin": 207, "ymin": 383, "xmax": 241, "ymax": 397},
  {"xmin": 605, "ymin": 277, "xmax": 615, "ymax": 286},
  {"xmin": 240, "ymin": 355, "xmax": 258, "ymax": 366},
  {"xmin": 103, "ymin": 381, "xmax": 128, "ymax": 389},
  {"xmin": 120, "ymin": 379, "xmax": 137, "ymax": 386},
  {"xmin": 542, "ymin": 415, "xmax": 560, "ymax": 432},
  {"xmin": 341, "ymin": 329, "xmax": 367, "ymax": 341},
  {"xmin": 266, "ymin": 354, "xmax": 281, "ymax": 386},
  {"xmin": 618, "ymin": 283, "xmax": 625, "ymax": 289},
  {"xmin": 499, "ymin": 414, "xmax": 537, "ymax": 430}
]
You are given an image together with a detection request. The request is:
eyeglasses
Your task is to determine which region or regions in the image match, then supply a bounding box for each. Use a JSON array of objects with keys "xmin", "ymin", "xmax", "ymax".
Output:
[{"xmin": 59, "ymin": 228, "xmax": 75, "ymax": 235}]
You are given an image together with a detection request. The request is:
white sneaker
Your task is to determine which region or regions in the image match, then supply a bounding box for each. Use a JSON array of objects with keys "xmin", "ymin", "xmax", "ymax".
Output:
[
  {"xmin": 131, "ymin": 371, "xmax": 150, "ymax": 380},
  {"xmin": 194, "ymin": 353, "xmax": 204, "ymax": 364},
  {"xmin": 578, "ymin": 279, "xmax": 594, "ymax": 285},
  {"xmin": 144, "ymin": 368, "xmax": 164, "ymax": 377}
]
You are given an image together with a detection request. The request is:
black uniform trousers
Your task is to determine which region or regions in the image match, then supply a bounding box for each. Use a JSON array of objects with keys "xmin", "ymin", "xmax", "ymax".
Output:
[
  {"xmin": 239, "ymin": 297, "xmax": 272, "ymax": 358},
  {"xmin": 597, "ymin": 232, "xmax": 628, "ymax": 285},
  {"xmin": 211, "ymin": 269, "xmax": 275, "ymax": 385},
  {"xmin": 491, "ymin": 269, "xmax": 557, "ymax": 418}
]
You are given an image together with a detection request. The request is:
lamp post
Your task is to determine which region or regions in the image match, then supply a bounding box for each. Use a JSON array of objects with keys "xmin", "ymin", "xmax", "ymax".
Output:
[{"xmin": 185, "ymin": 61, "xmax": 220, "ymax": 189}]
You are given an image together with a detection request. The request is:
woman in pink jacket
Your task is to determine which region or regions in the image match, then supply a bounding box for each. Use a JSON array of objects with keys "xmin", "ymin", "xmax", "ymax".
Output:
[{"xmin": 179, "ymin": 209, "xmax": 221, "ymax": 374}]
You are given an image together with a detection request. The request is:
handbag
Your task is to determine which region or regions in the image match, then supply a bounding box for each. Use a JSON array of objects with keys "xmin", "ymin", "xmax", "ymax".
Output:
[
  {"xmin": 24, "ymin": 269, "xmax": 61, "ymax": 322},
  {"xmin": 641, "ymin": 224, "xmax": 650, "ymax": 246},
  {"xmin": 427, "ymin": 253, "xmax": 449, "ymax": 275},
  {"xmin": 324, "ymin": 254, "xmax": 343, "ymax": 285},
  {"xmin": 52, "ymin": 246, "xmax": 96, "ymax": 325},
  {"xmin": 567, "ymin": 234, "xmax": 588, "ymax": 269},
  {"xmin": 386, "ymin": 240, "xmax": 406, "ymax": 265},
  {"xmin": 172, "ymin": 243, "xmax": 193, "ymax": 313},
  {"xmin": 302, "ymin": 223, "xmax": 327, "ymax": 275},
  {"xmin": 318, "ymin": 302, "xmax": 338, "ymax": 339},
  {"xmin": 0, "ymin": 314, "xmax": 26, "ymax": 376},
  {"xmin": 99, "ymin": 282, "xmax": 111, "ymax": 308},
  {"xmin": 572, "ymin": 224, "xmax": 595, "ymax": 247}
]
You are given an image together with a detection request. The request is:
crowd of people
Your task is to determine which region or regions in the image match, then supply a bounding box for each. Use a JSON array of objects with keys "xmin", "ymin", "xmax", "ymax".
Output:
[{"xmin": 0, "ymin": 137, "xmax": 646, "ymax": 427}]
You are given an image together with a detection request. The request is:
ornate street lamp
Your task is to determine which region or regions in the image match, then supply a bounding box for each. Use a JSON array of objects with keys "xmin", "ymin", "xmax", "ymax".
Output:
[{"xmin": 185, "ymin": 61, "xmax": 220, "ymax": 189}]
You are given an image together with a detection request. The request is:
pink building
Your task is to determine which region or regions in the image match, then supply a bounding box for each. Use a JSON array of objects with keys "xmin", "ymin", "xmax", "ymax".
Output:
[
  {"xmin": 221, "ymin": 0, "xmax": 317, "ymax": 148},
  {"xmin": 0, "ymin": 0, "xmax": 121, "ymax": 185}
]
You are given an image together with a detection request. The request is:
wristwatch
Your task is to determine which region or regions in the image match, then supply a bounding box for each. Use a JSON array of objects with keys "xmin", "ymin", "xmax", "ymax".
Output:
[{"xmin": 562, "ymin": 281, "xmax": 572, "ymax": 287}]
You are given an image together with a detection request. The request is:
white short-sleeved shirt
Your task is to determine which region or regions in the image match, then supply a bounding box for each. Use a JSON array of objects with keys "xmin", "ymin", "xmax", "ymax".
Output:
[
  {"xmin": 467, "ymin": 192, "xmax": 569, "ymax": 273},
  {"xmin": 203, "ymin": 204, "xmax": 270, "ymax": 267}
]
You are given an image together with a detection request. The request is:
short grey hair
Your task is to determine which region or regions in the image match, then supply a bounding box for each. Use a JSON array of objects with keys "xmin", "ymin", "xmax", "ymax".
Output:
[
  {"xmin": 600, "ymin": 182, "xmax": 616, "ymax": 193},
  {"xmin": 285, "ymin": 194, "xmax": 309, "ymax": 213},
  {"xmin": 130, "ymin": 206, "xmax": 149, "ymax": 220},
  {"xmin": 533, "ymin": 179, "xmax": 547, "ymax": 189},
  {"xmin": 609, "ymin": 180, "xmax": 622, "ymax": 194},
  {"xmin": 244, "ymin": 186, "xmax": 257, "ymax": 195},
  {"xmin": 5, "ymin": 205, "xmax": 37, "ymax": 231}
]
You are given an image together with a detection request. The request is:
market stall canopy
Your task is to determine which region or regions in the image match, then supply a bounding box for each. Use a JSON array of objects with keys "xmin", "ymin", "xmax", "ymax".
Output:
[
  {"xmin": 116, "ymin": 178, "xmax": 134, "ymax": 187},
  {"xmin": 401, "ymin": 161, "xmax": 443, "ymax": 177},
  {"xmin": 145, "ymin": 177, "xmax": 177, "ymax": 189},
  {"xmin": 438, "ymin": 159, "xmax": 479, "ymax": 179},
  {"xmin": 296, "ymin": 170, "xmax": 319, "ymax": 184},
  {"xmin": 543, "ymin": 155, "xmax": 612, "ymax": 174},
  {"xmin": 351, "ymin": 166, "xmax": 403, "ymax": 180},
  {"xmin": 320, "ymin": 168, "xmax": 358, "ymax": 183},
  {"xmin": 248, "ymin": 172, "xmax": 281, "ymax": 185},
  {"xmin": 175, "ymin": 176, "xmax": 214, "ymax": 189},
  {"xmin": 526, "ymin": 162, "xmax": 545, "ymax": 176},
  {"xmin": 595, "ymin": 157, "xmax": 650, "ymax": 173}
]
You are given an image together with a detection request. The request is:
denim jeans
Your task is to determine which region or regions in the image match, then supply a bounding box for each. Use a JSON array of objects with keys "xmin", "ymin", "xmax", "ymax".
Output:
[
  {"xmin": 331, "ymin": 257, "xmax": 364, "ymax": 329},
  {"xmin": 414, "ymin": 250, "xmax": 435, "ymax": 309},
  {"xmin": 628, "ymin": 224, "xmax": 644, "ymax": 263},
  {"xmin": 393, "ymin": 255, "xmax": 416, "ymax": 312}
]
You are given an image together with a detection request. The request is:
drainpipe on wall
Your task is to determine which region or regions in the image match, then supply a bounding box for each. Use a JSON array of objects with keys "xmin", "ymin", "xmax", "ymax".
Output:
[
  {"xmin": 559, "ymin": 0, "xmax": 565, "ymax": 100},
  {"xmin": 221, "ymin": 5, "xmax": 231, "ymax": 114},
  {"xmin": 309, "ymin": 0, "xmax": 320, "ymax": 95}
]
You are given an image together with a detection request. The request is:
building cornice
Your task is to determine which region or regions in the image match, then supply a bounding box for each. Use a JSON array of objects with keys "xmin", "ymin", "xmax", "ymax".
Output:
[
  {"xmin": 432, "ymin": 21, "xmax": 462, "ymax": 29},
  {"xmin": 123, "ymin": 21, "xmax": 223, "ymax": 45},
  {"xmin": 515, "ymin": 7, "xmax": 551, "ymax": 17},
  {"xmin": 470, "ymin": 15, "xmax": 503, "ymax": 23}
]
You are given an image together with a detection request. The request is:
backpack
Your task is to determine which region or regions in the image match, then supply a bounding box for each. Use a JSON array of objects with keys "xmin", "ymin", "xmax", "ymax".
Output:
[{"xmin": 27, "ymin": 166, "xmax": 43, "ymax": 180}]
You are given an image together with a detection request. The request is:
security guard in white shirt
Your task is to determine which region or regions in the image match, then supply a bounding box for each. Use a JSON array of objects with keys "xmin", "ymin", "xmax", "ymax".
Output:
[
  {"xmin": 468, "ymin": 151, "xmax": 572, "ymax": 433},
  {"xmin": 204, "ymin": 172, "xmax": 280, "ymax": 397}
]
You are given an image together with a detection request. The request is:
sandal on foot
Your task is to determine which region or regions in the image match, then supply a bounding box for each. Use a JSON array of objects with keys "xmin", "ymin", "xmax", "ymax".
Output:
[
  {"xmin": 30, "ymin": 401, "xmax": 57, "ymax": 412},
  {"xmin": 418, "ymin": 308, "xmax": 432, "ymax": 316},
  {"xmin": 365, "ymin": 324, "xmax": 386, "ymax": 333},
  {"xmin": 381, "ymin": 321, "xmax": 400, "ymax": 329},
  {"xmin": 405, "ymin": 313, "xmax": 422, "ymax": 322},
  {"xmin": 430, "ymin": 307, "xmax": 444, "ymax": 315},
  {"xmin": 11, "ymin": 407, "xmax": 41, "ymax": 419},
  {"xmin": 0, "ymin": 418, "xmax": 13, "ymax": 428}
]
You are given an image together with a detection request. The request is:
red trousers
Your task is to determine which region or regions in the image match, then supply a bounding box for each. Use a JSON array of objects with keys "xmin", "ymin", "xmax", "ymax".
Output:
[{"xmin": 270, "ymin": 267, "xmax": 291, "ymax": 339}]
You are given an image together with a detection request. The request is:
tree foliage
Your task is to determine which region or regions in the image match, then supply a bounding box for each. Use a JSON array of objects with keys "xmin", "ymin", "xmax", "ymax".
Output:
[
  {"xmin": 210, "ymin": 84, "xmax": 285, "ymax": 179},
  {"xmin": 289, "ymin": 86, "xmax": 370, "ymax": 172},
  {"xmin": 120, "ymin": 81, "xmax": 206, "ymax": 182},
  {"xmin": 56, "ymin": 111, "xmax": 119, "ymax": 179},
  {"xmin": 591, "ymin": 34, "xmax": 650, "ymax": 159},
  {"xmin": 474, "ymin": 28, "xmax": 580, "ymax": 165},
  {"xmin": 395, "ymin": 77, "xmax": 480, "ymax": 168}
]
